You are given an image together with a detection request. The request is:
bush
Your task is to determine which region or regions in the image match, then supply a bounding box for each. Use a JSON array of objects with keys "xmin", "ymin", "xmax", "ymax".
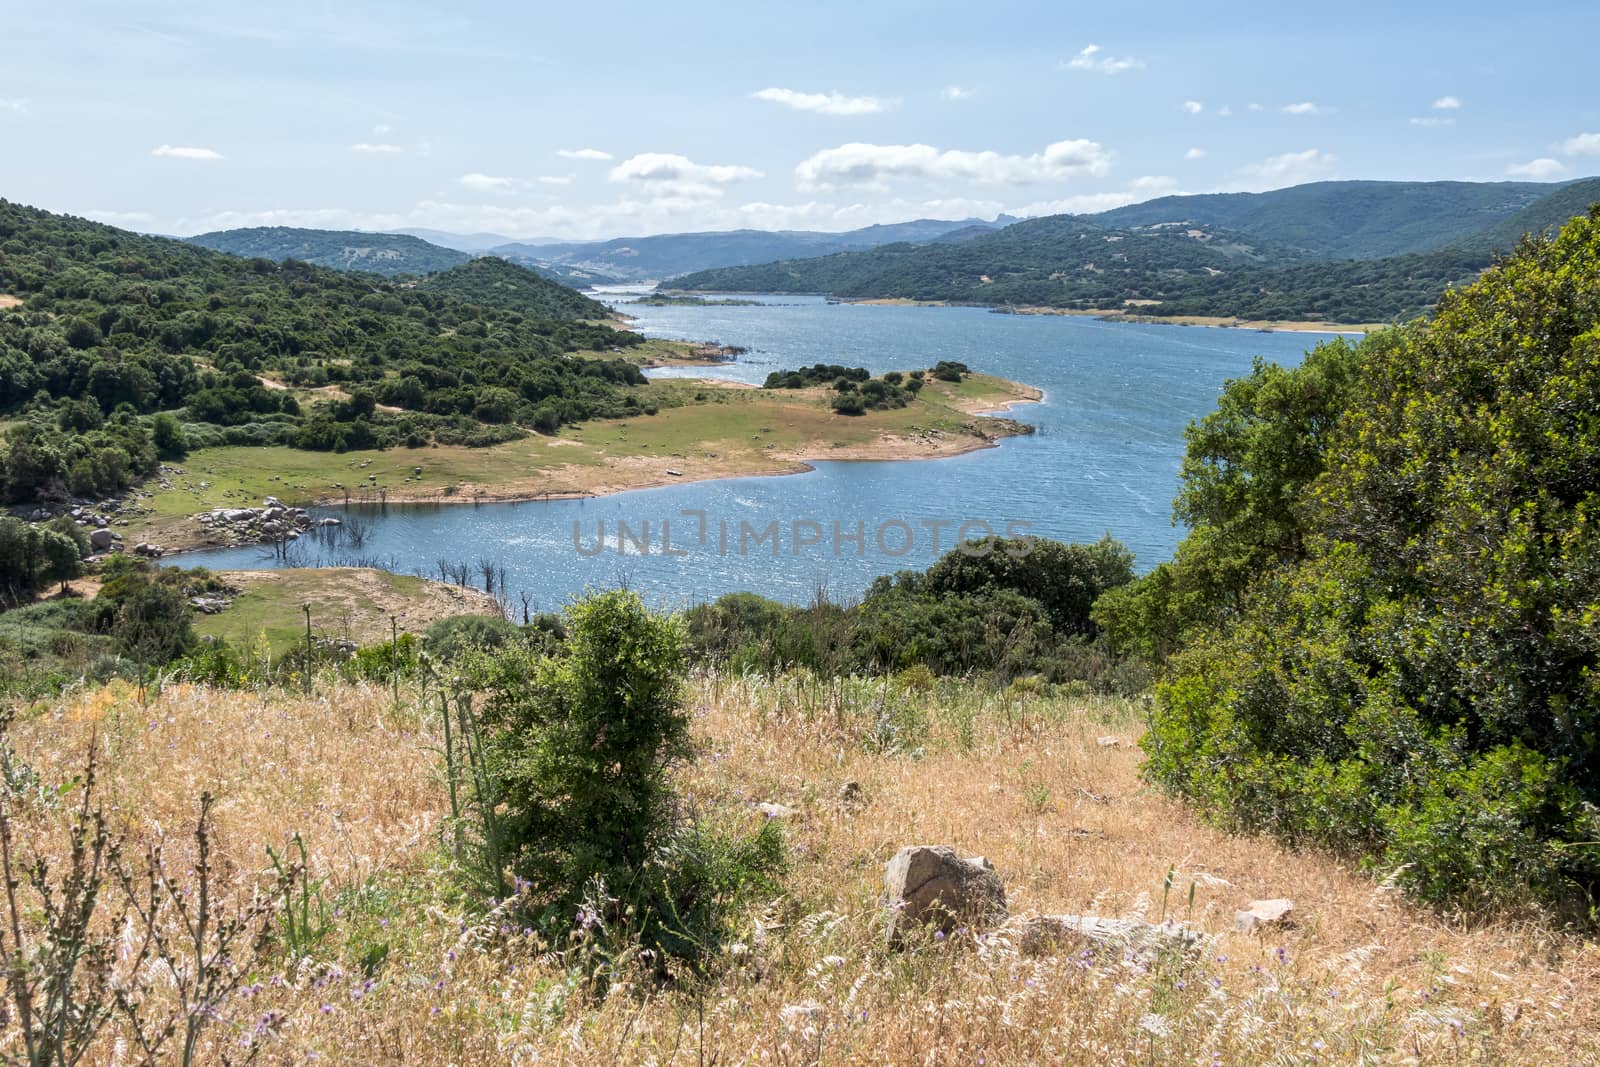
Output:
[
  {"xmin": 424, "ymin": 614, "xmax": 519, "ymax": 660},
  {"xmin": 475, "ymin": 591, "xmax": 691, "ymax": 920},
  {"xmin": 1141, "ymin": 210, "xmax": 1600, "ymax": 916}
]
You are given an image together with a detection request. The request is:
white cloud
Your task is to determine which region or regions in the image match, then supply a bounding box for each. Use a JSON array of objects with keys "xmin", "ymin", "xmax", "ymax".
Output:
[
  {"xmin": 458, "ymin": 172, "xmax": 514, "ymax": 191},
  {"xmin": 0, "ymin": 98, "xmax": 25, "ymax": 112},
  {"xmin": 1247, "ymin": 102, "xmax": 1264, "ymax": 112},
  {"xmin": 795, "ymin": 139, "xmax": 1113, "ymax": 190},
  {"xmin": 753, "ymin": 87, "xmax": 888, "ymax": 116},
  {"xmin": 1011, "ymin": 176, "xmax": 1180, "ymax": 217},
  {"xmin": 1558, "ymin": 132, "xmax": 1600, "ymax": 156},
  {"xmin": 1229, "ymin": 148, "xmax": 1337, "ymax": 191},
  {"xmin": 86, "ymin": 209, "xmax": 154, "ymax": 226},
  {"xmin": 1433, "ymin": 96, "xmax": 1462, "ymax": 110},
  {"xmin": 1281, "ymin": 101, "xmax": 1322, "ymax": 115},
  {"xmin": 350, "ymin": 142, "xmax": 403, "ymax": 153},
  {"xmin": 1506, "ymin": 157, "xmax": 1567, "ymax": 180},
  {"xmin": 1181, "ymin": 100, "xmax": 1204, "ymax": 114},
  {"xmin": 1184, "ymin": 147, "xmax": 1206, "ymax": 160},
  {"xmin": 372, "ymin": 123, "xmax": 394, "ymax": 135},
  {"xmin": 606, "ymin": 154, "xmax": 762, "ymax": 199},
  {"xmin": 1409, "ymin": 116, "xmax": 1455, "ymax": 127},
  {"xmin": 1216, "ymin": 105, "xmax": 1233, "ymax": 117},
  {"xmin": 942, "ymin": 86, "xmax": 974, "ymax": 101},
  {"xmin": 1063, "ymin": 44, "xmax": 1143, "ymax": 75},
  {"xmin": 556, "ymin": 147, "xmax": 612, "ymax": 161},
  {"xmin": 537, "ymin": 175, "xmax": 574, "ymax": 185},
  {"xmin": 152, "ymin": 144, "xmax": 223, "ymax": 161}
]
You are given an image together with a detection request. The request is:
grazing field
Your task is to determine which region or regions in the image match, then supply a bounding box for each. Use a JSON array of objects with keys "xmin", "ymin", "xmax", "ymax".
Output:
[
  {"xmin": 190, "ymin": 567, "xmax": 499, "ymax": 654},
  {"xmin": 4, "ymin": 671, "xmax": 1593, "ymax": 1064},
  {"xmin": 127, "ymin": 374, "xmax": 1038, "ymax": 551}
]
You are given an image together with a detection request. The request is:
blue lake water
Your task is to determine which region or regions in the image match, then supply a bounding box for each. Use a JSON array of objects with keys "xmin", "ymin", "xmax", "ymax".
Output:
[{"xmin": 185, "ymin": 295, "xmax": 1340, "ymax": 610}]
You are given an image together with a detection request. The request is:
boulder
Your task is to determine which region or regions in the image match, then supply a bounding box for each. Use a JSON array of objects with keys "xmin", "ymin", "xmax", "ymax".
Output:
[
  {"xmin": 263, "ymin": 496, "xmax": 283, "ymax": 509},
  {"xmin": 1006, "ymin": 914, "xmax": 1207, "ymax": 961},
  {"xmin": 1234, "ymin": 898, "xmax": 1295, "ymax": 934},
  {"xmin": 223, "ymin": 508, "xmax": 256, "ymax": 523},
  {"xmin": 884, "ymin": 845, "xmax": 1006, "ymax": 946},
  {"xmin": 88, "ymin": 528, "xmax": 116, "ymax": 551},
  {"xmin": 756, "ymin": 801, "xmax": 798, "ymax": 820}
]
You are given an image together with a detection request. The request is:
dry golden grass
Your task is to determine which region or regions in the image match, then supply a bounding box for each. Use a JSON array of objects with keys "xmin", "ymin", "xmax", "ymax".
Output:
[{"xmin": 4, "ymin": 673, "xmax": 1597, "ymax": 1065}]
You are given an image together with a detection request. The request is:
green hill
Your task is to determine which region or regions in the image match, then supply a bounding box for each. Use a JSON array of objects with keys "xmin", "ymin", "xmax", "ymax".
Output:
[
  {"xmin": 1451, "ymin": 176, "xmax": 1600, "ymax": 252},
  {"xmin": 417, "ymin": 256, "xmax": 610, "ymax": 320},
  {"xmin": 673, "ymin": 179, "xmax": 1600, "ymax": 323},
  {"xmin": 673, "ymin": 216, "xmax": 1298, "ymax": 308},
  {"xmin": 186, "ymin": 226, "xmax": 471, "ymax": 276},
  {"xmin": 0, "ymin": 201, "xmax": 646, "ymax": 507},
  {"xmin": 1090, "ymin": 180, "xmax": 1551, "ymax": 260}
]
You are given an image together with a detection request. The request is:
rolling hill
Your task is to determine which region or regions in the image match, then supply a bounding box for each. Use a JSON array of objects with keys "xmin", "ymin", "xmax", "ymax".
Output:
[
  {"xmin": 415, "ymin": 256, "xmax": 610, "ymax": 320},
  {"xmin": 187, "ymin": 226, "xmax": 471, "ymax": 276},
  {"xmin": 670, "ymin": 179, "xmax": 1600, "ymax": 323},
  {"xmin": 1089, "ymin": 180, "xmax": 1552, "ymax": 259}
]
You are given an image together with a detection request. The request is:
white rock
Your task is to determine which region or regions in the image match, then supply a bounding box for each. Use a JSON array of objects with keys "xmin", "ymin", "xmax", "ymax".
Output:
[{"xmin": 1234, "ymin": 898, "xmax": 1295, "ymax": 933}]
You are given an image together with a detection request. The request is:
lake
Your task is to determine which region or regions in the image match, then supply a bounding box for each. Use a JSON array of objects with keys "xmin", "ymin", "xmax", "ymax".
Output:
[{"xmin": 184, "ymin": 295, "xmax": 1341, "ymax": 610}]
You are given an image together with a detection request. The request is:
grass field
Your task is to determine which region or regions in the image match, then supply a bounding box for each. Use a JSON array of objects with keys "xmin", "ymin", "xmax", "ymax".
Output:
[
  {"xmin": 129, "ymin": 373, "xmax": 1037, "ymax": 551},
  {"xmin": 191, "ymin": 567, "xmax": 499, "ymax": 654},
  {"xmin": 5, "ymin": 670, "xmax": 1594, "ymax": 1064}
]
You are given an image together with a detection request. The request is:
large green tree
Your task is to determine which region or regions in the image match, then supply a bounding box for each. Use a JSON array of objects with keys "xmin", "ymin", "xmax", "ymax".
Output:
[{"xmin": 1140, "ymin": 210, "xmax": 1600, "ymax": 914}]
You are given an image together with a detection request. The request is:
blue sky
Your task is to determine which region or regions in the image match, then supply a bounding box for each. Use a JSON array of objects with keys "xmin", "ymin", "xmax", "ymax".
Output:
[{"xmin": 2, "ymin": 0, "xmax": 1597, "ymax": 240}]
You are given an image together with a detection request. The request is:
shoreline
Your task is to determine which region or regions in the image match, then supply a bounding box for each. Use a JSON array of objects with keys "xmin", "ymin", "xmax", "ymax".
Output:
[
  {"xmin": 227, "ymin": 394, "xmax": 1043, "ymax": 512},
  {"xmin": 149, "ymin": 374, "xmax": 1043, "ymax": 554},
  {"xmin": 826, "ymin": 297, "xmax": 1382, "ymax": 335}
]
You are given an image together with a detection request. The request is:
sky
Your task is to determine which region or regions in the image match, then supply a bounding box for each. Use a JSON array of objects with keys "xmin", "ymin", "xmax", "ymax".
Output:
[{"xmin": 2, "ymin": 0, "xmax": 1598, "ymax": 241}]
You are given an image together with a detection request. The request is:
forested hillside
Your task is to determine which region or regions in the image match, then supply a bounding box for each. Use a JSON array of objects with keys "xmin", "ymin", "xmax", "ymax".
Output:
[
  {"xmin": 673, "ymin": 217, "xmax": 1297, "ymax": 308},
  {"xmin": 416, "ymin": 255, "xmax": 610, "ymax": 319},
  {"xmin": 1090, "ymin": 179, "xmax": 1551, "ymax": 259},
  {"xmin": 187, "ymin": 226, "xmax": 471, "ymax": 276},
  {"xmin": 0, "ymin": 201, "xmax": 647, "ymax": 506},
  {"xmin": 671, "ymin": 178, "xmax": 1600, "ymax": 323}
]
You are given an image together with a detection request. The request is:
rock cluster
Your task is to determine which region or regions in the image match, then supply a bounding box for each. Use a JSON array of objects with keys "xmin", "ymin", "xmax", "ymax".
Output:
[
  {"xmin": 198, "ymin": 497, "xmax": 319, "ymax": 544},
  {"xmin": 880, "ymin": 844, "xmax": 1280, "ymax": 962}
]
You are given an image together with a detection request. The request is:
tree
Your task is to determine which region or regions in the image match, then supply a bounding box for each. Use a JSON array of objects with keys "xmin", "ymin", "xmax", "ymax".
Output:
[
  {"xmin": 38, "ymin": 529, "xmax": 82, "ymax": 592},
  {"xmin": 149, "ymin": 412, "xmax": 188, "ymax": 457}
]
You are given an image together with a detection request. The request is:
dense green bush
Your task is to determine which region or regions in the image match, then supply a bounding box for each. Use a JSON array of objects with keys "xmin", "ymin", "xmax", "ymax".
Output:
[
  {"xmin": 684, "ymin": 536, "xmax": 1139, "ymax": 689},
  {"xmin": 1136, "ymin": 210, "xmax": 1600, "ymax": 916},
  {"xmin": 467, "ymin": 590, "xmax": 782, "ymax": 972},
  {"xmin": 474, "ymin": 591, "xmax": 690, "ymax": 912}
]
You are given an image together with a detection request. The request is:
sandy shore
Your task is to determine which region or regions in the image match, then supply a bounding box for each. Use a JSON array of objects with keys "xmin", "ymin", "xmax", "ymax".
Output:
[
  {"xmin": 143, "ymin": 374, "xmax": 1043, "ymax": 553},
  {"xmin": 317, "ymin": 398, "xmax": 1040, "ymax": 509},
  {"xmin": 839, "ymin": 297, "xmax": 1381, "ymax": 334}
]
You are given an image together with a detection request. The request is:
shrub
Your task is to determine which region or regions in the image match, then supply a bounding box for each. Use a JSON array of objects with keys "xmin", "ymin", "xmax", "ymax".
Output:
[
  {"xmin": 1142, "ymin": 210, "xmax": 1600, "ymax": 916},
  {"xmin": 424, "ymin": 614, "xmax": 519, "ymax": 660},
  {"xmin": 475, "ymin": 591, "xmax": 691, "ymax": 920}
]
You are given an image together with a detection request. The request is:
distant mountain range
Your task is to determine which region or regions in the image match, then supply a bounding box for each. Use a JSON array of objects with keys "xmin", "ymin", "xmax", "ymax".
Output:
[
  {"xmin": 486, "ymin": 217, "xmax": 1016, "ymax": 282},
  {"xmin": 184, "ymin": 217, "xmax": 1017, "ymax": 288},
  {"xmin": 669, "ymin": 179, "xmax": 1600, "ymax": 324},
  {"xmin": 187, "ymin": 226, "xmax": 471, "ymax": 276}
]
